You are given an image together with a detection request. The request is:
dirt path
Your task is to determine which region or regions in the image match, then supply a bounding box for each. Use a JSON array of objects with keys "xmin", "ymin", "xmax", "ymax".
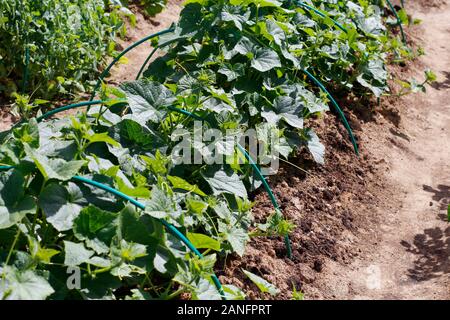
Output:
[
  {"xmin": 108, "ymin": 0, "xmax": 183, "ymax": 84},
  {"xmin": 318, "ymin": 2, "xmax": 450, "ymax": 300}
]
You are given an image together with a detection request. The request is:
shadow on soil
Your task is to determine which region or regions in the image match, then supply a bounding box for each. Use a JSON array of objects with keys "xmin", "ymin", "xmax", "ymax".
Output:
[
  {"xmin": 399, "ymin": 184, "xmax": 450, "ymax": 282},
  {"xmin": 401, "ymin": 226, "xmax": 450, "ymax": 282},
  {"xmin": 423, "ymin": 184, "xmax": 450, "ymax": 221},
  {"xmin": 431, "ymin": 71, "xmax": 450, "ymax": 90}
]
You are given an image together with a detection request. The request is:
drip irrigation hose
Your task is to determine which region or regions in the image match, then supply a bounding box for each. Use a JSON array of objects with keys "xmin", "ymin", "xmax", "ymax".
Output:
[
  {"xmin": 89, "ymin": 28, "xmax": 175, "ymax": 103},
  {"xmin": 385, "ymin": 0, "xmax": 407, "ymax": 44},
  {"xmin": 36, "ymin": 100, "xmax": 106, "ymax": 122},
  {"xmin": 135, "ymin": 37, "xmax": 182, "ymax": 80},
  {"xmin": 70, "ymin": 176, "xmax": 225, "ymax": 298},
  {"xmin": 294, "ymin": 1, "xmax": 348, "ymax": 33},
  {"xmin": 0, "ymin": 166, "xmax": 226, "ymax": 299},
  {"xmin": 137, "ymin": 46, "xmax": 158, "ymax": 80},
  {"xmin": 302, "ymin": 69, "xmax": 359, "ymax": 155},
  {"xmin": 32, "ymin": 100, "xmax": 294, "ymax": 258},
  {"xmin": 236, "ymin": 145, "xmax": 293, "ymax": 257}
]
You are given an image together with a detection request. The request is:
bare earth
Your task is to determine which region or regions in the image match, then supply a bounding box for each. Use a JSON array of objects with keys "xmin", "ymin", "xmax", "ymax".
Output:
[
  {"xmin": 316, "ymin": 1, "xmax": 450, "ymax": 300},
  {"xmin": 108, "ymin": 0, "xmax": 183, "ymax": 85}
]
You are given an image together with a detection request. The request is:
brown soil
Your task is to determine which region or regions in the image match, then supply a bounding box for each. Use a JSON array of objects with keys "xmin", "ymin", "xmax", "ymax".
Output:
[
  {"xmin": 107, "ymin": 0, "xmax": 183, "ymax": 85},
  {"xmin": 218, "ymin": 0, "xmax": 450, "ymax": 300}
]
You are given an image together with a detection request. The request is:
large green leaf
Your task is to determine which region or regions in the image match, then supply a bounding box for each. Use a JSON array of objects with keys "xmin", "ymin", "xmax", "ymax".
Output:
[
  {"xmin": 167, "ymin": 176, "xmax": 207, "ymax": 197},
  {"xmin": 25, "ymin": 144, "xmax": 84, "ymax": 181},
  {"xmin": 64, "ymin": 241, "xmax": 95, "ymax": 267},
  {"xmin": 73, "ymin": 205, "xmax": 117, "ymax": 254},
  {"xmin": 261, "ymin": 96, "xmax": 304, "ymax": 128},
  {"xmin": 39, "ymin": 183, "xmax": 85, "ymax": 232},
  {"xmin": 121, "ymin": 80, "xmax": 176, "ymax": 125},
  {"xmin": 243, "ymin": 269, "xmax": 279, "ymax": 296},
  {"xmin": 0, "ymin": 266, "xmax": 54, "ymax": 300},
  {"xmin": 306, "ymin": 129, "xmax": 325, "ymax": 165},
  {"xmin": 0, "ymin": 170, "xmax": 36, "ymax": 229},
  {"xmin": 187, "ymin": 232, "xmax": 221, "ymax": 251},
  {"xmin": 145, "ymin": 186, "xmax": 179, "ymax": 220},
  {"xmin": 202, "ymin": 168, "xmax": 247, "ymax": 199},
  {"xmin": 251, "ymin": 48, "xmax": 281, "ymax": 72},
  {"xmin": 118, "ymin": 205, "xmax": 162, "ymax": 246},
  {"xmin": 224, "ymin": 226, "xmax": 248, "ymax": 257}
]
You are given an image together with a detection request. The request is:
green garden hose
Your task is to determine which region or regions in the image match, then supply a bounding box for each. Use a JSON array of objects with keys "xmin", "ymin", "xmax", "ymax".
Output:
[
  {"xmin": 295, "ymin": 1, "xmax": 348, "ymax": 33},
  {"xmin": 302, "ymin": 69, "xmax": 359, "ymax": 155},
  {"xmin": 385, "ymin": 0, "xmax": 407, "ymax": 44},
  {"xmin": 89, "ymin": 27, "xmax": 175, "ymax": 102},
  {"xmin": 0, "ymin": 166, "xmax": 226, "ymax": 299},
  {"xmin": 36, "ymin": 100, "xmax": 107, "ymax": 122}
]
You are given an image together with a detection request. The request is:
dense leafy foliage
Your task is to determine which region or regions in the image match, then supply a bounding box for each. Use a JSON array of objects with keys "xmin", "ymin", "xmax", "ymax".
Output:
[
  {"xmin": 0, "ymin": 0, "xmax": 169, "ymax": 101},
  {"xmin": 0, "ymin": 0, "xmax": 421, "ymax": 300}
]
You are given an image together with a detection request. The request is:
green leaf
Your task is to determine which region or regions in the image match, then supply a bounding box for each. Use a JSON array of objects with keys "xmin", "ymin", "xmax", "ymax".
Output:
[
  {"xmin": 145, "ymin": 186, "xmax": 178, "ymax": 220},
  {"xmin": 251, "ymin": 48, "xmax": 281, "ymax": 72},
  {"xmin": 84, "ymin": 132, "xmax": 120, "ymax": 147},
  {"xmin": 0, "ymin": 170, "xmax": 36, "ymax": 229},
  {"xmin": 25, "ymin": 144, "xmax": 84, "ymax": 181},
  {"xmin": 225, "ymin": 226, "xmax": 248, "ymax": 256},
  {"xmin": 73, "ymin": 205, "xmax": 117, "ymax": 254},
  {"xmin": 118, "ymin": 205, "xmax": 161, "ymax": 246},
  {"xmin": 39, "ymin": 183, "xmax": 85, "ymax": 232},
  {"xmin": 220, "ymin": 5, "xmax": 250, "ymax": 31},
  {"xmin": 187, "ymin": 232, "xmax": 221, "ymax": 251},
  {"xmin": 28, "ymin": 236, "xmax": 59, "ymax": 264},
  {"xmin": 306, "ymin": 129, "xmax": 325, "ymax": 165},
  {"xmin": 202, "ymin": 168, "xmax": 247, "ymax": 198},
  {"xmin": 13, "ymin": 119, "xmax": 39, "ymax": 148},
  {"xmin": 141, "ymin": 151, "xmax": 168, "ymax": 175},
  {"xmin": 230, "ymin": 0, "xmax": 282, "ymax": 7},
  {"xmin": 192, "ymin": 277, "xmax": 222, "ymax": 300},
  {"xmin": 112, "ymin": 239, "xmax": 147, "ymax": 263},
  {"xmin": 168, "ymin": 176, "xmax": 207, "ymax": 196},
  {"xmin": 64, "ymin": 241, "xmax": 95, "ymax": 267},
  {"xmin": 153, "ymin": 245, "xmax": 177, "ymax": 275},
  {"xmin": 242, "ymin": 269, "xmax": 279, "ymax": 296},
  {"xmin": 223, "ymin": 284, "xmax": 246, "ymax": 300},
  {"xmin": 120, "ymin": 80, "xmax": 176, "ymax": 125},
  {"xmin": 261, "ymin": 96, "xmax": 304, "ymax": 128},
  {"xmin": 115, "ymin": 176, "xmax": 151, "ymax": 198},
  {"xmin": 0, "ymin": 266, "xmax": 54, "ymax": 300},
  {"xmin": 218, "ymin": 63, "xmax": 245, "ymax": 82}
]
